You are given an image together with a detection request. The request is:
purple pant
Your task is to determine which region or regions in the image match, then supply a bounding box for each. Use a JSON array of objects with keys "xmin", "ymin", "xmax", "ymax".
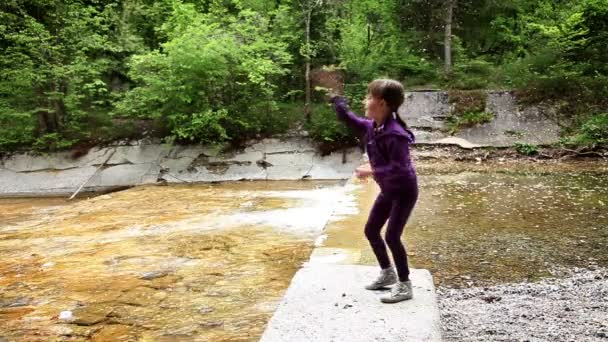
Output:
[{"xmin": 365, "ymin": 182, "xmax": 418, "ymax": 282}]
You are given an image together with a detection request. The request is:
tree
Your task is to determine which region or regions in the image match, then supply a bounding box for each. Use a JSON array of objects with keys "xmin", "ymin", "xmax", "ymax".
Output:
[
  {"xmin": 444, "ymin": 0, "xmax": 456, "ymax": 75},
  {"xmin": 298, "ymin": 0, "xmax": 325, "ymax": 122},
  {"xmin": 114, "ymin": 2, "xmax": 291, "ymax": 144}
]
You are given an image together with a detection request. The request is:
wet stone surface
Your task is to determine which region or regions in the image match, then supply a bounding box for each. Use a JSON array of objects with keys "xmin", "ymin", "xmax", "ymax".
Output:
[{"xmin": 0, "ymin": 181, "xmax": 346, "ymax": 341}]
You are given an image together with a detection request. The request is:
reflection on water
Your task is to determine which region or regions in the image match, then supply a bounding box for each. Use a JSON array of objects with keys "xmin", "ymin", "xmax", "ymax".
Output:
[
  {"xmin": 407, "ymin": 172, "xmax": 608, "ymax": 287},
  {"xmin": 0, "ymin": 181, "xmax": 345, "ymax": 341},
  {"xmin": 337, "ymin": 172, "xmax": 608, "ymax": 288}
]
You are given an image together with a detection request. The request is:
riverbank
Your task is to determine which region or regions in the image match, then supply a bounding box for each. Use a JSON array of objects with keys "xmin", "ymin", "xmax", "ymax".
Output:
[
  {"xmin": 438, "ymin": 267, "xmax": 608, "ymax": 341},
  {"xmin": 0, "ymin": 138, "xmax": 362, "ymax": 197},
  {"xmin": 2, "ymin": 136, "xmax": 606, "ymax": 198}
]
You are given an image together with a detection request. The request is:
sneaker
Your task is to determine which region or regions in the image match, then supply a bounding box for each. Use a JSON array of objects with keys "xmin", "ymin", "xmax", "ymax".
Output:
[
  {"xmin": 365, "ymin": 267, "xmax": 397, "ymax": 290},
  {"xmin": 381, "ymin": 280, "xmax": 413, "ymax": 303}
]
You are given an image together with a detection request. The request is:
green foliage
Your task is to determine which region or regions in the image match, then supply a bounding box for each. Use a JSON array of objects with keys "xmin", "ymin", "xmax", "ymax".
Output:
[
  {"xmin": 446, "ymin": 90, "xmax": 493, "ymax": 133},
  {"xmin": 114, "ymin": 2, "xmax": 291, "ymax": 144},
  {"xmin": 32, "ymin": 133, "xmax": 77, "ymax": 152},
  {"xmin": 564, "ymin": 113, "xmax": 608, "ymax": 148},
  {"xmin": 515, "ymin": 143, "xmax": 539, "ymax": 156},
  {"xmin": 448, "ymin": 90, "xmax": 487, "ymax": 116},
  {"xmin": 305, "ymin": 104, "xmax": 358, "ymax": 153},
  {"xmin": 1, "ymin": 0, "xmax": 607, "ymax": 151},
  {"xmin": 337, "ymin": 0, "xmax": 438, "ymax": 87},
  {"xmin": 446, "ymin": 58, "xmax": 497, "ymax": 90},
  {"xmin": 446, "ymin": 112, "xmax": 494, "ymax": 134}
]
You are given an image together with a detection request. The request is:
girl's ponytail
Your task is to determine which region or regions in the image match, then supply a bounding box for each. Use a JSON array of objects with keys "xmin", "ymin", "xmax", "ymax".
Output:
[{"xmin": 393, "ymin": 111, "xmax": 408, "ymax": 129}]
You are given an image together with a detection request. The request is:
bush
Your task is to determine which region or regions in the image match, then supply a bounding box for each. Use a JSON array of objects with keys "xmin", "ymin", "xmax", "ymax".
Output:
[
  {"xmin": 446, "ymin": 111, "xmax": 494, "ymax": 134},
  {"xmin": 114, "ymin": 4, "xmax": 291, "ymax": 145},
  {"xmin": 305, "ymin": 103, "xmax": 358, "ymax": 154},
  {"xmin": 565, "ymin": 113, "xmax": 608, "ymax": 148},
  {"xmin": 32, "ymin": 133, "xmax": 77, "ymax": 152},
  {"xmin": 447, "ymin": 59, "xmax": 496, "ymax": 90},
  {"xmin": 0, "ymin": 110, "xmax": 35, "ymax": 151},
  {"xmin": 515, "ymin": 143, "xmax": 539, "ymax": 156},
  {"xmin": 446, "ymin": 90, "xmax": 493, "ymax": 133}
]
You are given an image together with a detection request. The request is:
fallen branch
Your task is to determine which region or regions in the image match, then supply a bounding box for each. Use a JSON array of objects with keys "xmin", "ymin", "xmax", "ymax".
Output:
[{"xmin": 559, "ymin": 148, "xmax": 607, "ymax": 158}]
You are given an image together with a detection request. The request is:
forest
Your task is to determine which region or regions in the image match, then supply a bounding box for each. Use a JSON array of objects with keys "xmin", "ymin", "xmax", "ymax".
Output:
[{"xmin": 1, "ymin": 0, "xmax": 607, "ymax": 151}]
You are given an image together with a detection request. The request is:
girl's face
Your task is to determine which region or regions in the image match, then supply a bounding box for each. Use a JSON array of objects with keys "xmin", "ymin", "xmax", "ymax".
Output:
[{"xmin": 364, "ymin": 94, "xmax": 389, "ymax": 122}]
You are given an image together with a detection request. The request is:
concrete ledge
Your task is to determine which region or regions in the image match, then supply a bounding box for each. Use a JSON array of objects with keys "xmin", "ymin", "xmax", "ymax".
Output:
[{"xmin": 261, "ymin": 264, "xmax": 441, "ymax": 342}]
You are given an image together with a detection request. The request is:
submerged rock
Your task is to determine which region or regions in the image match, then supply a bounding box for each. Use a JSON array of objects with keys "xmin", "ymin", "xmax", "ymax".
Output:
[
  {"xmin": 139, "ymin": 270, "xmax": 170, "ymax": 280},
  {"xmin": 0, "ymin": 297, "xmax": 31, "ymax": 308},
  {"xmin": 117, "ymin": 287, "xmax": 167, "ymax": 306},
  {"xmin": 71, "ymin": 305, "xmax": 114, "ymax": 326}
]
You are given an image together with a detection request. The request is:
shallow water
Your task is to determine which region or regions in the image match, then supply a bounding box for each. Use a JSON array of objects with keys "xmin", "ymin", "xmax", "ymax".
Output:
[
  {"xmin": 406, "ymin": 172, "xmax": 608, "ymax": 287},
  {"xmin": 346, "ymin": 172, "xmax": 608, "ymax": 288},
  {"xmin": 1, "ymin": 168, "xmax": 607, "ymax": 340},
  {"xmin": 0, "ymin": 181, "xmax": 346, "ymax": 341}
]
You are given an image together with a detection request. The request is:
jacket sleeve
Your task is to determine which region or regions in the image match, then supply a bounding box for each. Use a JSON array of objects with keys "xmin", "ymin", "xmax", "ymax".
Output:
[
  {"xmin": 330, "ymin": 96, "xmax": 371, "ymax": 137},
  {"xmin": 372, "ymin": 134, "xmax": 412, "ymax": 180}
]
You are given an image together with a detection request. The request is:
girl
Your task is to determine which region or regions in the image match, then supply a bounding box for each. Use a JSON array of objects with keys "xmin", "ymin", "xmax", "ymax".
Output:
[{"xmin": 330, "ymin": 79, "xmax": 418, "ymax": 303}]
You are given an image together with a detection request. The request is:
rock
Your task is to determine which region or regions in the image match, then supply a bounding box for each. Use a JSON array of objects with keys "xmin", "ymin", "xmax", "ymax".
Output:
[
  {"xmin": 71, "ymin": 305, "xmax": 113, "ymax": 326},
  {"xmin": 0, "ymin": 297, "xmax": 31, "ymax": 308},
  {"xmin": 91, "ymin": 325, "xmax": 137, "ymax": 342},
  {"xmin": 199, "ymin": 321, "xmax": 224, "ymax": 329},
  {"xmin": 204, "ymin": 290, "xmax": 230, "ymax": 298},
  {"xmin": 0, "ymin": 307, "xmax": 35, "ymax": 320},
  {"xmin": 162, "ymin": 325, "xmax": 200, "ymax": 337},
  {"xmin": 146, "ymin": 275, "xmax": 182, "ymax": 290},
  {"xmin": 118, "ymin": 287, "xmax": 167, "ymax": 306},
  {"xmin": 139, "ymin": 270, "xmax": 170, "ymax": 280},
  {"xmin": 198, "ymin": 306, "xmax": 214, "ymax": 314},
  {"xmin": 59, "ymin": 310, "xmax": 74, "ymax": 322},
  {"xmin": 480, "ymin": 295, "xmax": 501, "ymax": 303},
  {"xmin": 50, "ymin": 325, "xmax": 74, "ymax": 336}
]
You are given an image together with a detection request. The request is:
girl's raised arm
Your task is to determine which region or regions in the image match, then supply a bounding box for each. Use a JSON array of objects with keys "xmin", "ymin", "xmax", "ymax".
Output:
[{"xmin": 330, "ymin": 96, "xmax": 371, "ymax": 137}]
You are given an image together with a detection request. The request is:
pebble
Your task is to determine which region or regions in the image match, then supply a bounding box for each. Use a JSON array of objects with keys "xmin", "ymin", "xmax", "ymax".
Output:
[
  {"xmin": 59, "ymin": 311, "xmax": 74, "ymax": 322},
  {"xmin": 438, "ymin": 268, "xmax": 608, "ymax": 342},
  {"xmin": 139, "ymin": 270, "xmax": 169, "ymax": 280}
]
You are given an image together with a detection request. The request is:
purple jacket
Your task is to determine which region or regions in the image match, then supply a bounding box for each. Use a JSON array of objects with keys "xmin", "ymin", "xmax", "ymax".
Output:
[{"xmin": 331, "ymin": 96, "xmax": 417, "ymax": 194}]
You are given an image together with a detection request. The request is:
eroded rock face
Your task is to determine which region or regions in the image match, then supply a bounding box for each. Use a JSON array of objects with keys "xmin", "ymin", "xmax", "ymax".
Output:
[
  {"xmin": 0, "ymin": 138, "xmax": 362, "ymax": 196},
  {"xmin": 400, "ymin": 90, "xmax": 561, "ymax": 148}
]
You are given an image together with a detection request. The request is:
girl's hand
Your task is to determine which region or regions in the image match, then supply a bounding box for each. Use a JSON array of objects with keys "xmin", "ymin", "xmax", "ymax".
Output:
[{"xmin": 355, "ymin": 163, "xmax": 373, "ymax": 179}]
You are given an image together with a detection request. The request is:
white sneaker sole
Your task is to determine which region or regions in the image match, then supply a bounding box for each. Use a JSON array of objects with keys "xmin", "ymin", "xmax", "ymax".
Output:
[
  {"xmin": 364, "ymin": 278, "xmax": 397, "ymax": 290},
  {"xmin": 380, "ymin": 293, "xmax": 413, "ymax": 303}
]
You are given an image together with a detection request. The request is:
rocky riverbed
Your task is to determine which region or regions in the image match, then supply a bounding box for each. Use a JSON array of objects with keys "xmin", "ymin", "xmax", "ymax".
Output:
[{"xmin": 438, "ymin": 267, "xmax": 608, "ymax": 342}]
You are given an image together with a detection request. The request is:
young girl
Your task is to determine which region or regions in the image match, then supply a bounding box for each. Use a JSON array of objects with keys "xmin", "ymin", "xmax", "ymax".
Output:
[{"xmin": 330, "ymin": 79, "xmax": 418, "ymax": 303}]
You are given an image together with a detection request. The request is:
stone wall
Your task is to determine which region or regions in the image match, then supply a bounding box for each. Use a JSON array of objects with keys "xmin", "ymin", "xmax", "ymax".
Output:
[
  {"xmin": 400, "ymin": 90, "xmax": 560, "ymax": 148},
  {"xmin": 0, "ymin": 138, "xmax": 362, "ymax": 197}
]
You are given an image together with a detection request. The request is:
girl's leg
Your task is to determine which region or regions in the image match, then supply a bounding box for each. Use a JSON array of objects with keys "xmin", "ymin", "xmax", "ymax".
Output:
[
  {"xmin": 385, "ymin": 191, "xmax": 418, "ymax": 282},
  {"xmin": 364, "ymin": 192, "xmax": 393, "ymax": 269}
]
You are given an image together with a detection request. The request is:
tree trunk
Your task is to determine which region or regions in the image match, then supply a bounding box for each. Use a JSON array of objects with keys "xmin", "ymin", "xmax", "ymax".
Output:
[
  {"xmin": 444, "ymin": 0, "xmax": 454, "ymax": 76},
  {"xmin": 35, "ymin": 86, "xmax": 57, "ymax": 136},
  {"xmin": 304, "ymin": 9, "xmax": 312, "ymax": 122}
]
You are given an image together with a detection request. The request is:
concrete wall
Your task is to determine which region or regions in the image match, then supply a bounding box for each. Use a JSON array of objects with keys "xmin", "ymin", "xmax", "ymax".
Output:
[
  {"xmin": 400, "ymin": 90, "xmax": 560, "ymax": 147},
  {"xmin": 0, "ymin": 138, "xmax": 362, "ymax": 197}
]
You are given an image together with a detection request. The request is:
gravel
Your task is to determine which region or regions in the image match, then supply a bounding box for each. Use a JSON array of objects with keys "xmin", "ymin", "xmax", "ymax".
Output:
[{"xmin": 437, "ymin": 268, "xmax": 608, "ymax": 342}]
